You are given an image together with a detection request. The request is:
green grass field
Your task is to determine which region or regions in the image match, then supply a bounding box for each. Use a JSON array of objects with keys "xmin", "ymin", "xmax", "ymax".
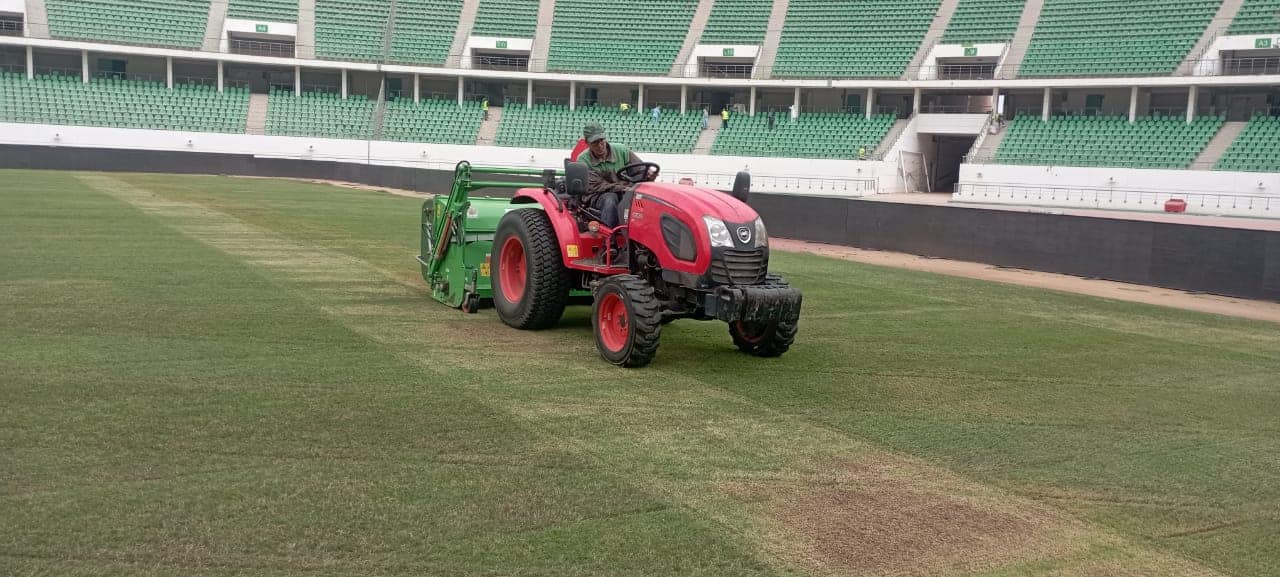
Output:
[{"xmin": 2, "ymin": 169, "xmax": 1278, "ymax": 577}]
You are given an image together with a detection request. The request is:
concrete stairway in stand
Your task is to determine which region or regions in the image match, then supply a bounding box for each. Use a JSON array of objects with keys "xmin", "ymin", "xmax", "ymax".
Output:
[
  {"xmin": 902, "ymin": 0, "xmax": 961, "ymax": 79},
  {"xmin": 692, "ymin": 116, "xmax": 721, "ymax": 154},
  {"xmin": 202, "ymin": 0, "xmax": 229, "ymax": 51},
  {"xmin": 1192, "ymin": 120, "xmax": 1246, "ymax": 169},
  {"xmin": 475, "ymin": 106, "xmax": 503, "ymax": 146},
  {"xmin": 998, "ymin": 0, "xmax": 1044, "ymax": 78},
  {"xmin": 670, "ymin": 0, "xmax": 716, "ymax": 77},
  {"xmin": 446, "ymin": 0, "xmax": 482, "ymax": 68},
  {"xmin": 752, "ymin": 0, "xmax": 789, "ymax": 79},
  {"xmin": 24, "ymin": 0, "xmax": 50, "ymax": 38},
  {"xmin": 246, "ymin": 93, "xmax": 269, "ymax": 135},
  {"xmin": 296, "ymin": 0, "xmax": 316, "ymax": 59},
  {"xmin": 875, "ymin": 119, "xmax": 911, "ymax": 158},
  {"xmin": 1177, "ymin": 0, "xmax": 1245, "ymax": 76},
  {"xmin": 530, "ymin": 0, "xmax": 556, "ymax": 72}
]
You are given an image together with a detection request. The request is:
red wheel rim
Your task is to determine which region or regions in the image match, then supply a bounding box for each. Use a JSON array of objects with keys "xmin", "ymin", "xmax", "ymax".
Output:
[
  {"xmin": 597, "ymin": 292, "xmax": 629, "ymax": 353},
  {"xmin": 735, "ymin": 321, "xmax": 765, "ymax": 344},
  {"xmin": 499, "ymin": 236, "xmax": 527, "ymax": 303}
]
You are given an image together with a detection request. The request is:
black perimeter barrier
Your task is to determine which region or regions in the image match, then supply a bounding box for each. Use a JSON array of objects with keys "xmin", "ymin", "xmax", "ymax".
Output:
[{"xmin": 3, "ymin": 144, "xmax": 1277, "ymax": 302}]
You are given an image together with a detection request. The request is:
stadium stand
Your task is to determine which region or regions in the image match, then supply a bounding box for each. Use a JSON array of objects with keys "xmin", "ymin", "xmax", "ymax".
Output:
[
  {"xmin": 995, "ymin": 114, "xmax": 1225, "ymax": 168},
  {"xmin": 44, "ymin": 0, "xmax": 210, "ymax": 49},
  {"xmin": 382, "ymin": 98, "xmax": 484, "ymax": 144},
  {"xmin": 545, "ymin": 0, "xmax": 696, "ymax": 74},
  {"xmin": 227, "ymin": 0, "xmax": 299, "ymax": 22},
  {"xmin": 772, "ymin": 0, "xmax": 941, "ymax": 78},
  {"xmin": 388, "ymin": 0, "xmax": 464, "ymax": 65},
  {"xmin": 701, "ymin": 0, "xmax": 773, "ymax": 44},
  {"xmin": 1215, "ymin": 115, "xmax": 1280, "ymax": 172},
  {"xmin": 1227, "ymin": 0, "xmax": 1280, "ymax": 34},
  {"xmin": 711, "ymin": 113, "xmax": 897, "ymax": 159},
  {"xmin": 942, "ymin": 0, "xmax": 1026, "ymax": 43},
  {"xmin": 495, "ymin": 105, "xmax": 701, "ymax": 153},
  {"xmin": 265, "ymin": 89, "xmax": 376, "ymax": 138},
  {"xmin": 1018, "ymin": 0, "xmax": 1220, "ymax": 77},
  {"xmin": 314, "ymin": 0, "xmax": 389, "ymax": 61},
  {"xmin": 472, "ymin": 0, "xmax": 539, "ymax": 36},
  {"xmin": 0, "ymin": 72, "xmax": 248, "ymax": 132}
]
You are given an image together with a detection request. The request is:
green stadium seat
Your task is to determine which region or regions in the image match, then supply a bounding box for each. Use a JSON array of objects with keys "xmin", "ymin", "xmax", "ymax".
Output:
[
  {"xmin": 45, "ymin": 0, "xmax": 209, "ymax": 49},
  {"xmin": 1215, "ymin": 115, "xmax": 1280, "ymax": 172},
  {"xmin": 1227, "ymin": 0, "xmax": 1280, "ymax": 34},
  {"xmin": 228, "ymin": 0, "xmax": 297, "ymax": 21},
  {"xmin": 546, "ymin": 0, "xmax": 695, "ymax": 74},
  {"xmin": 702, "ymin": 0, "xmax": 772, "ymax": 44},
  {"xmin": 495, "ymin": 104, "xmax": 700, "ymax": 154},
  {"xmin": 1018, "ymin": 0, "xmax": 1218, "ymax": 77},
  {"xmin": 0, "ymin": 74, "xmax": 248, "ymax": 132},
  {"xmin": 266, "ymin": 89, "xmax": 376, "ymax": 139},
  {"xmin": 711, "ymin": 113, "xmax": 896, "ymax": 159},
  {"xmin": 995, "ymin": 115, "xmax": 1225, "ymax": 169},
  {"xmin": 943, "ymin": 0, "xmax": 1025, "ymax": 44},
  {"xmin": 773, "ymin": 0, "xmax": 940, "ymax": 78},
  {"xmin": 473, "ymin": 0, "xmax": 538, "ymax": 37}
]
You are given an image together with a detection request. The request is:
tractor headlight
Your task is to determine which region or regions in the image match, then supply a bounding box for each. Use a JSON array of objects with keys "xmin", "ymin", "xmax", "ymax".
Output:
[
  {"xmin": 753, "ymin": 218, "xmax": 768, "ymax": 248},
  {"xmin": 703, "ymin": 216, "xmax": 733, "ymax": 248}
]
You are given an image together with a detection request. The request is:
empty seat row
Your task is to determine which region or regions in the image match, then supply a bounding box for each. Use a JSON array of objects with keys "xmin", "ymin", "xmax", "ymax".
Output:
[
  {"xmin": 1019, "ymin": 0, "xmax": 1219, "ymax": 77},
  {"xmin": 1215, "ymin": 115, "xmax": 1280, "ymax": 172},
  {"xmin": 773, "ymin": 0, "xmax": 941, "ymax": 78},
  {"xmin": 995, "ymin": 114, "xmax": 1224, "ymax": 168},
  {"xmin": 496, "ymin": 104, "xmax": 701, "ymax": 153},
  {"xmin": 0, "ymin": 72, "xmax": 248, "ymax": 132},
  {"xmin": 45, "ymin": 0, "xmax": 209, "ymax": 49},
  {"xmin": 711, "ymin": 112, "xmax": 897, "ymax": 159}
]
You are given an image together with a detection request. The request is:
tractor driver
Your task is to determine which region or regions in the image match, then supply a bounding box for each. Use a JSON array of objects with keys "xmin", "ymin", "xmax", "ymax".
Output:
[{"xmin": 576, "ymin": 123, "xmax": 653, "ymax": 229}]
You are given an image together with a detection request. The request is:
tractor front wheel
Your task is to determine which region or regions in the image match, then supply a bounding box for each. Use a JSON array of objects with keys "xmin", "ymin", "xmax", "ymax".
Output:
[
  {"xmin": 728, "ymin": 275, "xmax": 799, "ymax": 357},
  {"xmin": 593, "ymin": 275, "xmax": 662, "ymax": 367},
  {"xmin": 493, "ymin": 209, "xmax": 571, "ymax": 330}
]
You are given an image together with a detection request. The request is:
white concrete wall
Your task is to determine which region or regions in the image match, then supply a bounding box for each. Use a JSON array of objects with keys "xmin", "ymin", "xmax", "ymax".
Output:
[
  {"xmin": 0, "ymin": 122, "xmax": 884, "ymax": 196},
  {"xmin": 460, "ymin": 36, "xmax": 534, "ymax": 69},
  {"xmin": 956, "ymin": 162, "xmax": 1280, "ymax": 217},
  {"xmin": 219, "ymin": 19, "xmax": 298, "ymax": 52},
  {"xmin": 915, "ymin": 113, "xmax": 987, "ymax": 135},
  {"xmin": 681, "ymin": 44, "xmax": 759, "ymax": 77},
  {"xmin": 880, "ymin": 115, "xmax": 923, "ymax": 193},
  {"xmin": 223, "ymin": 18, "xmax": 298, "ymax": 37},
  {"xmin": 919, "ymin": 43, "xmax": 1007, "ymax": 80},
  {"xmin": 1192, "ymin": 34, "xmax": 1280, "ymax": 76},
  {"xmin": 0, "ymin": 0, "xmax": 26, "ymax": 14}
]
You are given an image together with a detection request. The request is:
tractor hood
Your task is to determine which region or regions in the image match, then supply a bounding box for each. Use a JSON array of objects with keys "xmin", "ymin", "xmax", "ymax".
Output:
[{"xmin": 633, "ymin": 182, "xmax": 759, "ymax": 223}]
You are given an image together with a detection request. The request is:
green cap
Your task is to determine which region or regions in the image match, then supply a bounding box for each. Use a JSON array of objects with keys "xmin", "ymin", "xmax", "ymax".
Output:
[{"xmin": 584, "ymin": 123, "xmax": 607, "ymax": 143}]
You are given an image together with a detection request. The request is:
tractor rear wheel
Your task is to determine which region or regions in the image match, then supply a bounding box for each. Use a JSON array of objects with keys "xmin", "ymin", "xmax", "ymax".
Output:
[
  {"xmin": 728, "ymin": 275, "xmax": 799, "ymax": 357},
  {"xmin": 493, "ymin": 209, "xmax": 571, "ymax": 330},
  {"xmin": 593, "ymin": 275, "xmax": 662, "ymax": 367}
]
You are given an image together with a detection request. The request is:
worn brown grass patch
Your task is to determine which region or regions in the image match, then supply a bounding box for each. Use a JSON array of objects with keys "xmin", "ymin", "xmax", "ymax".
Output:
[{"xmin": 771, "ymin": 485, "xmax": 1075, "ymax": 576}]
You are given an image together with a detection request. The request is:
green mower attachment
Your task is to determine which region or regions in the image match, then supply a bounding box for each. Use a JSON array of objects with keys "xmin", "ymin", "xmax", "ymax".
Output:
[{"xmin": 418, "ymin": 161, "xmax": 560, "ymax": 313}]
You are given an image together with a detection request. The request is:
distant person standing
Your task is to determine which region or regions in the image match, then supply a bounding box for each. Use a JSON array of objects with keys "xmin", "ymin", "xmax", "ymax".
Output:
[
  {"xmin": 701, "ymin": 108, "xmax": 709, "ymax": 130},
  {"xmin": 619, "ymin": 102, "xmax": 630, "ymax": 115},
  {"xmin": 482, "ymin": 97, "xmax": 489, "ymax": 120},
  {"xmin": 767, "ymin": 112, "xmax": 776, "ymax": 130},
  {"xmin": 721, "ymin": 107, "xmax": 730, "ymax": 130},
  {"xmin": 651, "ymin": 105, "xmax": 661, "ymax": 125}
]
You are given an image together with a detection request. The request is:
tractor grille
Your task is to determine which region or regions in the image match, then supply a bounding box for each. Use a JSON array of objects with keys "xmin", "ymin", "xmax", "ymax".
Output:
[{"xmin": 710, "ymin": 248, "xmax": 767, "ymax": 285}]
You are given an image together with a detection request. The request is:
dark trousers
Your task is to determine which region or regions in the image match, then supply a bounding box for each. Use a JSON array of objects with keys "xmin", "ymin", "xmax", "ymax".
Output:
[{"xmin": 592, "ymin": 193, "xmax": 622, "ymax": 228}]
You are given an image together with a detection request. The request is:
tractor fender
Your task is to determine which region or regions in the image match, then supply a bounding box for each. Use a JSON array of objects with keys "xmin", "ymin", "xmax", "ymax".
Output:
[{"xmin": 510, "ymin": 188, "xmax": 582, "ymax": 268}]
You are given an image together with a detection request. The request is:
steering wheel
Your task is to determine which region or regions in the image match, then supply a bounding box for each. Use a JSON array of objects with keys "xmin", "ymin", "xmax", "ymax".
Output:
[{"xmin": 617, "ymin": 162, "xmax": 660, "ymax": 184}]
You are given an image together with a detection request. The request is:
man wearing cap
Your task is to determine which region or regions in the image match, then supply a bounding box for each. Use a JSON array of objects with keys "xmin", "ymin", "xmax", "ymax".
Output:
[{"xmin": 575, "ymin": 123, "xmax": 645, "ymax": 229}]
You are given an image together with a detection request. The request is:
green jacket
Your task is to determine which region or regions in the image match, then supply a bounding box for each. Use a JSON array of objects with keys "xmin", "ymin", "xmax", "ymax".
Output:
[{"xmin": 576, "ymin": 143, "xmax": 641, "ymax": 201}]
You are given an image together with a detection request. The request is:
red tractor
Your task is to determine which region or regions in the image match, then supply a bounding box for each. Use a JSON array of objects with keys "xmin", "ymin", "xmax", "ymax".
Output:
[{"xmin": 490, "ymin": 161, "xmax": 802, "ymax": 367}]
